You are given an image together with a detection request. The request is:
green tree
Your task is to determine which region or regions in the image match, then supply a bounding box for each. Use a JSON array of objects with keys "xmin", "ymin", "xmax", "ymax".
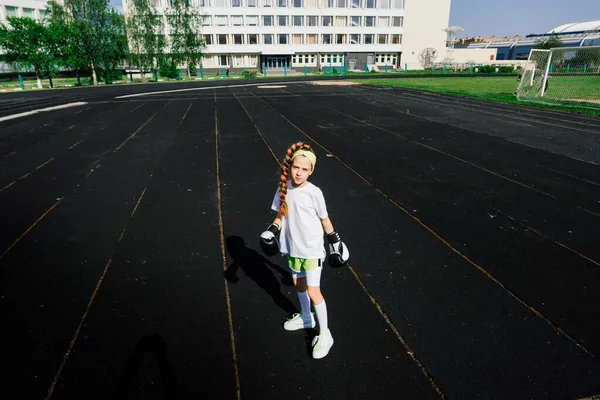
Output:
[
  {"xmin": 535, "ymin": 35, "xmax": 564, "ymax": 50},
  {"xmin": 47, "ymin": 0, "xmax": 128, "ymax": 86},
  {"xmin": 166, "ymin": 0, "xmax": 205, "ymax": 79},
  {"xmin": 125, "ymin": 0, "xmax": 166, "ymax": 82},
  {"xmin": 0, "ymin": 17, "xmax": 66, "ymax": 89}
]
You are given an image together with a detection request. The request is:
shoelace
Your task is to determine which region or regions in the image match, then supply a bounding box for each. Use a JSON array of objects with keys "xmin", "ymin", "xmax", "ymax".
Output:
[
  {"xmin": 286, "ymin": 313, "xmax": 301, "ymax": 322},
  {"xmin": 312, "ymin": 334, "xmax": 321, "ymax": 348}
]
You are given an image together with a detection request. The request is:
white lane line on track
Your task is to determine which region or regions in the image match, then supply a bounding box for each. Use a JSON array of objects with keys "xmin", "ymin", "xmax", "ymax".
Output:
[
  {"xmin": 0, "ymin": 102, "xmax": 88, "ymax": 123},
  {"xmin": 114, "ymin": 81, "xmax": 310, "ymax": 99}
]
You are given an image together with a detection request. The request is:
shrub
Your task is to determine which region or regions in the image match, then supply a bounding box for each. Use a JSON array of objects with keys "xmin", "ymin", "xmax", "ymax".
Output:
[
  {"xmin": 242, "ymin": 70, "xmax": 257, "ymax": 78},
  {"xmin": 499, "ymin": 66, "xmax": 515, "ymax": 73},
  {"xmin": 158, "ymin": 59, "xmax": 178, "ymax": 79},
  {"xmin": 478, "ymin": 65, "xmax": 495, "ymax": 73}
]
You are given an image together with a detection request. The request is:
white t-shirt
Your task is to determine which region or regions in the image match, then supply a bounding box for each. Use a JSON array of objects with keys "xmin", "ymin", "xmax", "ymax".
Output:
[{"xmin": 271, "ymin": 181, "xmax": 328, "ymax": 259}]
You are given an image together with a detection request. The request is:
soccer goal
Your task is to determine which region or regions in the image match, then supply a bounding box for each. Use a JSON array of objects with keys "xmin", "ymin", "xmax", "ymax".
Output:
[{"xmin": 515, "ymin": 46, "xmax": 600, "ymax": 110}]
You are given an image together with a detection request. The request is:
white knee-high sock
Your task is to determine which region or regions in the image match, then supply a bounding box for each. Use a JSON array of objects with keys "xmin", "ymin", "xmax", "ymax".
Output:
[
  {"xmin": 298, "ymin": 291, "xmax": 311, "ymax": 319},
  {"xmin": 314, "ymin": 300, "xmax": 328, "ymax": 333}
]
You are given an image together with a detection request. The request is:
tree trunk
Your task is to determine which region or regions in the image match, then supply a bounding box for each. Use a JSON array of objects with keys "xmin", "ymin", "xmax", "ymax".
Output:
[
  {"xmin": 35, "ymin": 71, "xmax": 42, "ymax": 89},
  {"xmin": 91, "ymin": 62, "xmax": 98, "ymax": 86},
  {"xmin": 140, "ymin": 72, "xmax": 146, "ymax": 82},
  {"xmin": 187, "ymin": 65, "xmax": 191, "ymax": 80}
]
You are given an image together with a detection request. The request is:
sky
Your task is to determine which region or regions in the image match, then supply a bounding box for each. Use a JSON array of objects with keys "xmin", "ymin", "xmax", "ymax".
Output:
[
  {"xmin": 449, "ymin": 0, "xmax": 600, "ymax": 38},
  {"xmin": 109, "ymin": 0, "xmax": 599, "ymax": 38}
]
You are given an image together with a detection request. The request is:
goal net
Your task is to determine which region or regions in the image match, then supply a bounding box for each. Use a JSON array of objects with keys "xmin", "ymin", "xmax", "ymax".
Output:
[{"xmin": 515, "ymin": 46, "xmax": 600, "ymax": 110}]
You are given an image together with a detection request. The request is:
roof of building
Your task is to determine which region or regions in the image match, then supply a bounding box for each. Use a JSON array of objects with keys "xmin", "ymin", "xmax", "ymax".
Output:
[{"xmin": 546, "ymin": 20, "xmax": 600, "ymax": 34}]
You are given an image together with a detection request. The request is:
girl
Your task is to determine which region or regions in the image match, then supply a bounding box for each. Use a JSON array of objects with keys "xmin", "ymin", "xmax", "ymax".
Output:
[{"xmin": 260, "ymin": 141, "xmax": 349, "ymax": 359}]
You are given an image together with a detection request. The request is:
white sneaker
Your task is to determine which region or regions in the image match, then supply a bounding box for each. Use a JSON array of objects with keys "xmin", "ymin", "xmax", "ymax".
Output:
[
  {"xmin": 312, "ymin": 329, "xmax": 334, "ymax": 359},
  {"xmin": 283, "ymin": 313, "xmax": 315, "ymax": 331}
]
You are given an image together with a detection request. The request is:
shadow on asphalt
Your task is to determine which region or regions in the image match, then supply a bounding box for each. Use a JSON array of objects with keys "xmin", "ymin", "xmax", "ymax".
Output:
[
  {"xmin": 224, "ymin": 236, "xmax": 297, "ymax": 316},
  {"xmin": 113, "ymin": 334, "xmax": 178, "ymax": 400}
]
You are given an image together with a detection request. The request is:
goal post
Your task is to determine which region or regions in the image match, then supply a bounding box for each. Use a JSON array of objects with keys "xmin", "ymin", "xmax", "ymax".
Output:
[{"xmin": 515, "ymin": 46, "xmax": 600, "ymax": 110}]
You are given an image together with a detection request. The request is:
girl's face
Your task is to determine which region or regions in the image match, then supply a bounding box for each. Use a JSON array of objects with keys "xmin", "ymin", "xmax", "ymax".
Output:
[{"xmin": 290, "ymin": 156, "xmax": 312, "ymax": 188}]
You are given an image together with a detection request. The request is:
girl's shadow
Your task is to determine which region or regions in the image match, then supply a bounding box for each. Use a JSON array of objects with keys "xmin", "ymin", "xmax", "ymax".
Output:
[{"xmin": 225, "ymin": 236, "xmax": 297, "ymax": 316}]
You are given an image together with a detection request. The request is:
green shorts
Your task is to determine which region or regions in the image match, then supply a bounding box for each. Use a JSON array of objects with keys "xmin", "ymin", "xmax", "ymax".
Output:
[{"xmin": 287, "ymin": 256, "xmax": 325, "ymax": 273}]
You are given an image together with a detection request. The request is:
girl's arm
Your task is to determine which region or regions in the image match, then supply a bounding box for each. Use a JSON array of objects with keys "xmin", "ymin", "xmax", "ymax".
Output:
[
  {"xmin": 321, "ymin": 217, "xmax": 334, "ymax": 235},
  {"xmin": 273, "ymin": 213, "xmax": 283, "ymax": 228}
]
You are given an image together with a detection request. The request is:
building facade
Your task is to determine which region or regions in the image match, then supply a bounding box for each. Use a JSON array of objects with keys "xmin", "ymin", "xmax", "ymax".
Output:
[
  {"xmin": 124, "ymin": 0, "xmax": 450, "ymax": 72},
  {"xmin": 0, "ymin": 0, "xmax": 49, "ymax": 25},
  {"xmin": 465, "ymin": 20, "xmax": 600, "ymax": 61}
]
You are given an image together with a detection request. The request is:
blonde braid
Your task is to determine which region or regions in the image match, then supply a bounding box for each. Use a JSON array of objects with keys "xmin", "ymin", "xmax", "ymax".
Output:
[{"xmin": 279, "ymin": 141, "xmax": 313, "ymax": 216}]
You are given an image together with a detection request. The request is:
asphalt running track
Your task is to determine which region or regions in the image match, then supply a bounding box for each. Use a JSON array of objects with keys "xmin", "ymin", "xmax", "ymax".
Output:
[{"xmin": 1, "ymin": 78, "xmax": 600, "ymax": 399}]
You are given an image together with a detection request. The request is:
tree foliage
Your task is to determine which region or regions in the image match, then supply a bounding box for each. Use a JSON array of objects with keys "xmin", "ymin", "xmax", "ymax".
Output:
[
  {"xmin": 125, "ymin": 0, "xmax": 166, "ymax": 82},
  {"xmin": 535, "ymin": 35, "xmax": 564, "ymax": 50},
  {"xmin": 165, "ymin": 0, "xmax": 205, "ymax": 79},
  {"xmin": 47, "ymin": 0, "xmax": 128, "ymax": 85},
  {"xmin": 0, "ymin": 16, "xmax": 70, "ymax": 88}
]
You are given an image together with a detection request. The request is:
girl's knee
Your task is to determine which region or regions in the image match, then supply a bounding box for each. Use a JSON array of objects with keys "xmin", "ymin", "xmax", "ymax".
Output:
[{"xmin": 307, "ymin": 286, "xmax": 322, "ymax": 302}]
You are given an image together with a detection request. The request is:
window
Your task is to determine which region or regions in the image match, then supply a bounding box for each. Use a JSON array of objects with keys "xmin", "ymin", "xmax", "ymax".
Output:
[
  {"xmin": 350, "ymin": 16, "xmax": 360, "ymax": 26},
  {"xmin": 23, "ymin": 8, "xmax": 35, "ymax": 18},
  {"xmin": 216, "ymin": 15, "xmax": 227, "ymax": 25},
  {"xmin": 365, "ymin": 16, "xmax": 374, "ymax": 26},
  {"xmin": 247, "ymin": 15, "xmax": 258, "ymax": 26},
  {"xmin": 392, "ymin": 16, "xmax": 403, "ymax": 26},
  {"xmin": 337, "ymin": 0, "xmax": 346, "ymax": 6},
  {"xmin": 293, "ymin": 0, "xmax": 302, "ymax": 6},
  {"xmin": 351, "ymin": 0, "xmax": 360, "ymax": 7},
  {"xmin": 292, "ymin": 34, "xmax": 303, "ymax": 44},
  {"xmin": 379, "ymin": 0, "xmax": 389, "ymax": 8},
  {"xmin": 204, "ymin": 34, "xmax": 213, "ymax": 44},
  {"xmin": 247, "ymin": 0, "xmax": 257, "ymax": 5},
  {"xmin": 278, "ymin": 0, "xmax": 287, "ymax": 6},
  {"xmin": 293, "ymin": 16, "xmax": 303, "ymax": 26},
  {"xmin": 392, "ymin": 0, "xmax": 404, "ymax": 8},
  {"xmin": 202, "ymin": 56, "xmax": 214, "ymax": 67},
  {"xmin": 322, "ymin": 34, "xmax": 332, "ymax": 44},
  {"xmin": 231, "ymin": 15, "xmax": 243, "ymax": 25},
  {"xmin": 220, "ymin": 55, "xmax": 228, "ymax": 66},
  {"xmin": 336, "ymin": 34, "xmax": 345, "ymax": 44},
  {"xmin": 263, "ymin": 15, "xmax": 273, "ymax": 25},
  {"xmin": 335, "ymin": 16, "xmax": 346, "ymax": 26},
  {"xmin": 350, "ymin": 34, "xmax": 359, "ymax": 44},
  {"xmin": 322, "ymin": 16, "xmax": 332, "ymax": 26},
  {"xmin": 202, "ymin": 15, "xmax": 212, "ymax": 25},
  {"xmin": 307, "ymin": 16, "xmax": 318, "ymax": 26},
  {"xmin": 366, "ymin": 0, "xmax": 375, "ymax": 7},
  {"xmin": 391, "ymin": 34, "xmax": 401, "ymax": 44},
  {"xmin": 39, "ymin": 9, "xmax": 47, "ymax": 20},
  {"xmin": 364, "ymin": 34, "xmax": 374, "ymax": 44},
  {"xmin": 263, "ymin": 0, "xmax": 272, "ymax": 6},
  {"xmin": 306, "ymin": 0, "xmax": 317, "ymax": 6},
  {"xmin": 218, "ymin": 34, "xmax": 228, "ymax": 44},
  {"xmin": 307, "ymin": 34, "xmax": 317, "ymax": 44},
  {"xmin": 248, "ymin": 34, "xmax": 258, "ymax": 44},
  {"xmin": 278, "ymin": 15, "xmax": 288, "ymax": 26},
  {"xmin": 214, "ymin": 0, "xmax": 226, "ymax": 6},
  {"xmin": 377, "ymin": 34, "xmax": 387, "ymax": 44},
  {"xmin": 5, "ymin": 6, "xmax": 18, "ymax": 17},
  {"xmin": 278, "ymin": 34, "xmax": 288, "ymax": 44},
  {"xmin": 232, "ymin": 0, "xmax": 241, "ymax": 6},
  {"xmin": 234, "ymin": 34, "xmax": 243, "ymax": 44},
  {"xmin": 378, "ymin": 16, "xmax": 388, "ymax": 27},
  {"xmin": 199, "ymin": 0, "xmax": 209, "ymax": 5},
  {"xmin": 324, "ymin": 0, "xmax": 334, "ymax": 6},
  {"xmin": 264, "ymin": 34, "xmax": 274, "ymax": 44}
]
